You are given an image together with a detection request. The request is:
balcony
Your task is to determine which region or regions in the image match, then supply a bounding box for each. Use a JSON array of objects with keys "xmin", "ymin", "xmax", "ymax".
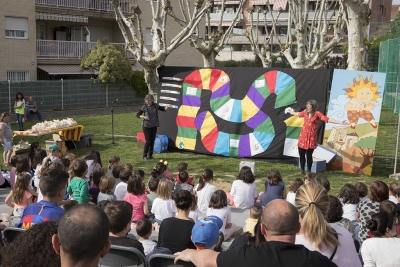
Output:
[
  {"xmin": 251, "ymin": 10, "xmax": 338, "ymax": 22},
  {"xmin": 37, "ymin": 40, "xmax": 135, "ymax": 59},
  {"xmin": 205, "ymin": 34, "xmax": 288, "ymax": 44},
  {"xmin": 209, "ymin": 13, "xmax": 244, "ymax": 21},
  {"xmin": 35, "ymin": 0, "xmax": 135, "ymax": 13}
]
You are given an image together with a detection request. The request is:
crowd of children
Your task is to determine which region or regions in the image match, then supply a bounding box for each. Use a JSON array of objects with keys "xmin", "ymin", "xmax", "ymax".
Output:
[{"xmin": 2, "ymin": 145, "xmax": 400, "ymax": 266}]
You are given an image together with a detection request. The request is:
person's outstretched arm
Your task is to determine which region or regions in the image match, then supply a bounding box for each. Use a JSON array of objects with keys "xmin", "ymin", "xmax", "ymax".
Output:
[
  {"xmin": 174, "ymin": 249, "xmax": 219, "ymax": 267},
  {"xmin": 328, "ymin": 118, "xmax": 350, "ymax": 125}
]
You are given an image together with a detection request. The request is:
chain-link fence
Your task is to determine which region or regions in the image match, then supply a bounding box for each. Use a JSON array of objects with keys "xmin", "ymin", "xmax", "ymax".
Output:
[{"xmin": 0, "ymin": 80, "xmax": 143, "ymax": 113}]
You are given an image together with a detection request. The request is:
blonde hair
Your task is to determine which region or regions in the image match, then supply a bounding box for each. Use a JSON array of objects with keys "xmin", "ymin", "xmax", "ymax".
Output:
[
  {"xmin": 156, "ymin": 179, "xmax": 173, "ymax": 200},
  {"xmin": 99, "ymin": 175, "xmax": 116, "ymax": 194},
  {"xmin": 295, "ymin": 183, "xmax": 340, "ymax": 250}
]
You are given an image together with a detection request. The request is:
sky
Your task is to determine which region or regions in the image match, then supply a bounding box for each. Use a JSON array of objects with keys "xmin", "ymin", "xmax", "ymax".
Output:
[{"xmin": 393, "ymin": 0, "xmax": 400, "ymax": 5}]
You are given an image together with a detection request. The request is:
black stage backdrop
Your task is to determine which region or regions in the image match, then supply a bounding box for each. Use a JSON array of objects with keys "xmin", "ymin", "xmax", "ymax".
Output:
[{"xmin": 157, "ymin": 66, "xmax": 331, "ymax": 159}]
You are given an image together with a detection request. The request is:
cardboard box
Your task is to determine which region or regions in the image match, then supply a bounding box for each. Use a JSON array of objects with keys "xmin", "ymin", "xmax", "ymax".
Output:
[
  {"xmin": 298, "ymin": 158, "xmax": 326, "ymax": 173},
  {"xmin": 45, "ymin": 140, "xmax": 67, "ymax": 157}
]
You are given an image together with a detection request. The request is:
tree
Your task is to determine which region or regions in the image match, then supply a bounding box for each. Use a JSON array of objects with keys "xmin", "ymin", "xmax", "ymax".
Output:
[
  {"xmin": 185, "ymin": 0, "xmax": 245, "ymax": 67},
  {"xmin": 80, "ymin": 38, "xmax": 133, "ymax": 86},
  {"xmin": 341, "ymin": 0, "xmax": 370, "ymax": 70},
  {"xmin": 247, "ymin": 0, "xmax": 346, "ymax": 69},
  {"xmin": 354, "ymin": 136, "xmax": 376, "ymax": 170},
  {"xmin": 246, "ymin": 5, "xmax": 283, "ymax": 68},
  {"xmin": 111, "ymin": 0, "xmax": 211, "ymax": 98}
]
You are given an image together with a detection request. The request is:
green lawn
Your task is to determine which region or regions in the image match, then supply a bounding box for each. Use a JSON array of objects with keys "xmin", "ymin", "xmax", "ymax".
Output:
[{"xmin": 5, "ymin": 105, "xmax": 399, "ymax": 196}]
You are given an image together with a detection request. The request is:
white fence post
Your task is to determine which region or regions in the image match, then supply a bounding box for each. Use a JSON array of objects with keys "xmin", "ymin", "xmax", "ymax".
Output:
[
  {"xmin": 8, "ymin": 80, "xmax": 11, "ymax": 113},
  {"xmin": 61, "ymin": 78, "xmax": 64, "ymax": 110}
]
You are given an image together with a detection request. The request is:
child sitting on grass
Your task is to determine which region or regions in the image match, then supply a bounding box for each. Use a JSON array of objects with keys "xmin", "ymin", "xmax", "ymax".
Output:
[
  {"xmin": 136, "ymin": 218, "xmax": 157, "ymax": 256},
  {"xmin": 89, "ymin": 166, "xmax": 105, "ymax": 204},
  {"xmin": 107, "ymin": 155, "xmax": 120, "ymax": 175},
  {"xmin": 173, "ymin": 171, "xmax": 194, "ymax": 196},
  {"xmin": 5, "ymin": 173, "xmax": 35, "ymax": 217},
  {"xmin": 123, "ymin": 175, "xmax": 149, "ymax": 224},
  {"xmin": 176, "ymin": 162, "xmax": 194, "ymax": 185},
  {"xmin": 98, "ymin": 175, "xmax": 116, "ymax": 202},
  {"xmin": 115, "ymin": 169, "xmax": 131, "ymax": 200},
  {"xmin": 244, "ymin": 205, "xmax": 263, "ymax": 236},
  {"xmin": 189, "ymin": 194, "xmax": 203, "ymax": 222},
  {"xmin": 286, "ymin": 178, "xmax": 304, "ymax": 205},
  {"xmin": 151, "ymin": 179, "xmax": 176, "ymax": 225},
  {"xmin": 67, "ymin": 159, "xmax": 90, "ymax": 204}
]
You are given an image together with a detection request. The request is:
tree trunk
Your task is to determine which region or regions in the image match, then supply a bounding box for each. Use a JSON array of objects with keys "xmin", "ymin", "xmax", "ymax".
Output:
[
  {"xmin": 143, "ymin": 67, "xmax": 159, "ymax": 100},
  {"xmin": 346, "ymin": 0, "xmax": 369, "ymax": 70},
  {"xmin": 202, "ymin": 51, "xmax": 217, "ymax": 67}
]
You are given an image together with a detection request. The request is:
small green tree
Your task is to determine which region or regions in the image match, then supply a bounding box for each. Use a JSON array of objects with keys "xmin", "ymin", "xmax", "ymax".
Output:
[{"xmin": 80, "ymin": 38, "xmax": 133, "ymax": 86}]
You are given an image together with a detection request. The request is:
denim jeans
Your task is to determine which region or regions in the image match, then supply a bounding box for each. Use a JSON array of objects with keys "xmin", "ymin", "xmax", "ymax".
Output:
[
  {"xmin": 26, "ymin": 108, "xmax": 43, "ymax": 121},
  {"xmin": 16, "ymin": 114, "xmax": 24, "ymax": 131}
]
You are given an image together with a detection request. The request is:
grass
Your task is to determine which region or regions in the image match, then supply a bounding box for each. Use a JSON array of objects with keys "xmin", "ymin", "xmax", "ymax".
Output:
[{"xmin": 4, "ymin": 105, "xmax": 399, "ymax": 196}]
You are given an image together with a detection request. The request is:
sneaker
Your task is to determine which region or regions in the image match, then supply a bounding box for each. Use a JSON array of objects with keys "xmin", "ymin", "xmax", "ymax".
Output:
[{"xmin": 143, "ymin": 157, "xmax": 148, "ymax": 161}]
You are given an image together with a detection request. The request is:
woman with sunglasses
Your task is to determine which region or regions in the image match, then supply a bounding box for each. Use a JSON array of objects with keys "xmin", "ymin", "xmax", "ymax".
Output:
[{"xmin": 0, "ymin": 112, "xmax": 13, "ymax": 166}]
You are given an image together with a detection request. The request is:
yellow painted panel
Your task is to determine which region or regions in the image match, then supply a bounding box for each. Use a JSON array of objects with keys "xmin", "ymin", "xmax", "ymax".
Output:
[
  {"xmin": 177, "ymin": 105, "xmax": 200, "ymax": 118},
  {"xmin": 200, "ymin": 111, "xmax": 217, "ymax": 137},
  {"xmin": 241, "ymin": 96, "xmax": 259, "ymax": 121}
]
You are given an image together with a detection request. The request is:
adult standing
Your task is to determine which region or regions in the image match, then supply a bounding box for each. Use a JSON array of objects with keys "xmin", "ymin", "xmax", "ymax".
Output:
[
  {"xmin": 288, "ymin": 100, "xmax": 349, "ymax": 174},
  {"xmin": 174, "ymin": 199, "xmax": 337, "ymax": 267},
  {"xmin": 25, "ymin": 96, "xmax": 43, "ymax": 121},
  {"xmin": 0, "ymin": 112, "xmax": 13, "ymax": 166},
  {"xmin": 14, "ymin": 92, "xmax": 25, "ymax": 131},
  {"xmin": 136, "ymin": 95, "xmax": 172, "ymax": 161}
]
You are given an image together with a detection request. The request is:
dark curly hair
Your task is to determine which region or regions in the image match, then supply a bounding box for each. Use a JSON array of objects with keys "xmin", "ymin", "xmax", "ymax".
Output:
[
  {"xmin": 0, "ymin": 221, "xmax": 60, "ymax": 267},
  {"xmin": 325, "ymin": 195, "xmax": 343, "ymax": 223},
  {"xmin": 237, "ymin": 166, "xmax": 255, "ymax": 184},
  {"xmin": 338, "ymin": 183, "xmax": 360, "ymax": 204},
  {"xmin": 366, "ymin": 212, "xmax": 394, "ymax": 237},
  {"xmin": 289, "ymin": 178, "xmax": 304, "ymax": 193}
]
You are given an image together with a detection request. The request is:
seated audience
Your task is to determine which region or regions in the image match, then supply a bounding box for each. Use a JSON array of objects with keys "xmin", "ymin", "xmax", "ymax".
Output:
[
  {"xmin": 388, "ymin": 182, "xmax": 399, "ymax": 204},
  {"xmin": 194, "ymin": 168, "xmax": 217, "ymax": 215},
  {"xmin": 228, "ymin": 166, "xmax": 258, "ymax": 209},
  {"xmin": 295, "ymin": 183, "xmax": 361, "ymax": 267},
  {"xmin": 83, "ymin": 150, "xmax": 102, "ymax": 182},
  {"xmin": 286, "ymin": 178, "xmax": 304, "ymax": 205},
  {"xmin": 157, "ymin": 190, "xmax": 196, "ymax": 254},
  {"xmin": 361, "ymin": 212, "xmax": 400, "ymax": 267},
  {"xmin": 5, "ymin": 173, "xmax": 34, "ymax": 217},
  {"xmin": 191, "ymin": 216, "xmax": 223, "ymax": 250},
  {"xmin": 146, "ymin": 178, "xmax": 159, "ymax": 220},
  {"xmin": 19, "ymin": 169, "xmax": 69, "ymax": 229},
  {"xmin": 207, "ymin": 190, "xmax": 240, "ymax": 241},
  {"xmin": 357, "ymin": 181, "xmax": 389, "ymax": 243},
  {"xmin": 355, "ymin": 181, "xmax": 370, "ymax": 202},
  {"xmin": 174, "ymin": 199, "xmax": 337, "ymax": 267},
  {"xmin": 124, "ymin": 163, "xmax": 133, "ymax": 172},
  {"xmin": 311, "ymin": 175, "xmax": 330, "ymax": 193},
  {"xmin": 176, "ymin": 162, "xmax": 194, "ymax": 185},
  {"xmin": 115, "ymin": 169, "xmax": 131, "ymax": 200},
  {"xmin": 67, "ymin": 159, "xmax": 90, "ymax": 203},
  {"xmin": 103, "ymin": 201, "xmax": 145, "ymax": 255},
  {"xmin": 111, "ymin": 165, "xmax": 124, "ymax": 192},
  {"xmin": 25, "ymin": 96, "xmax": 43, "ymax": 121},
  {"xmin": 52, "ymin": 204, "xmax": 111, "ymax": 267},
  {"xmin": 338, "ymin": 183, "xmax": 359, "ymax": 223},
  {"xmin": 173, "ymin": 171, "xmax": 194, "ymax": 196},
  {"xmin": 152, "ymin": 179, "xmax": 176, "ymax": 225},
  {"xmin": 136, "ymin": 218, "xmax": 157, "ymax": 256},
  {"xmin": 325, "ymin": 195, "xmax": 356, "ymax": 238},
  {"xmin": 97, "ymin": 175, "xmax": 116, "ymax": 202},
  {"xmin": 260, "ymin": 168, "xmax": 286, "ymax": 207},
  {"xmin": 189, "ymin": 193, "xmax": 203, "ymax": 222},
  {"xmin": 244, "ymin": 205, "xmax": 263, "ymax": 236},
  {"xmin": 378, "ymin": 200, "xmax": 400, "ymax": 237},
  {"xmin": 303, "ymin": 172, "xmax": 315, "ymax": 184},
  {"xmin": 107, "ymin": 155, "xmax": 120, "ymax": 176},
  {"xmin": 123, "ymin": 174, "xmax": 149, "ymax": 223},
  {"xmin": 89, "ymin": 166, "xmax": 104, "ymax": 204},
  {"xmin": 394, "ymin": 186, "xmax": 400, "ymax": 223},
  {"xmin": 1, "ymin": 221, "xmax": 60, "ymax": 267}
]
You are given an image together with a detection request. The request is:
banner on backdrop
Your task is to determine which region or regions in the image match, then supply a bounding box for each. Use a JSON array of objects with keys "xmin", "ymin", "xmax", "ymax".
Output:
[
  {"xmin": 323, "ymin": 69, "xmax": 386, "ymax": 175},
  {"xmin": 158, "ymin": 66, "xmax": 331, "ymax": 159}
]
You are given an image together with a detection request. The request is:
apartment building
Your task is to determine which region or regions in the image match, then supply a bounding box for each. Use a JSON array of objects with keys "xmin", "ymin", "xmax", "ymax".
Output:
[
  {"xmin": 0, "ymin": 0, "xmax": 204, "ymax": 81},
  {"xmin": 210, "ymin": 0, "xmax": 392, "ymax": 61}
]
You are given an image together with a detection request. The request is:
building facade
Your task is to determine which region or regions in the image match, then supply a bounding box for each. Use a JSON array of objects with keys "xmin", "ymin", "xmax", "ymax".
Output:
[{"xmin": 0, "ymin": 0, "xmax": 204, "ymax": 81}]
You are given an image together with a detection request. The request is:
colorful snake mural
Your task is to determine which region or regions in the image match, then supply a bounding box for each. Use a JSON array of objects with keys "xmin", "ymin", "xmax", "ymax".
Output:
[{"xmin": 175, "ymin": 68, "xmax": 297, "ymax": 157}]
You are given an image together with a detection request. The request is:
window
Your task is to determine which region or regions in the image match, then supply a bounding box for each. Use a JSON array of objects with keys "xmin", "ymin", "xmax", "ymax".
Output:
[
  {"xmin": 145, "ymin": 28, "xmax": 153, "ymax": 46},
  {"xmin": 6, "ymin": 71, "xmax": 30, "ymax": 81},
  {"xmin": 279, "ymin": 27, "xmax": 288, "ymax": 35},
  {"xmin": 5, "ymin": 17, "xmax": 28, "ymax": 39}
]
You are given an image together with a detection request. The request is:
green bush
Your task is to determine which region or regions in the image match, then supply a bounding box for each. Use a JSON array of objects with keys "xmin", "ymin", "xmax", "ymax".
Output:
[{"xmin": 130, "ymin": 70, "xmax": 148, "ymax": 97}]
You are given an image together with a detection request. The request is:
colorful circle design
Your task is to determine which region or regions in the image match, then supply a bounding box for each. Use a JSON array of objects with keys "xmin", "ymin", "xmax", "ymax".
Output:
[{"xmin": 176, "ymin": 69, "xmax": 296, "ymax": 157}]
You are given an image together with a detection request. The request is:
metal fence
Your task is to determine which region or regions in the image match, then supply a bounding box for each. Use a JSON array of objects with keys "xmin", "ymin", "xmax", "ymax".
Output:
[{"xmin": 0, "ymin": 80, "xmax": 143, "ymax": 114}]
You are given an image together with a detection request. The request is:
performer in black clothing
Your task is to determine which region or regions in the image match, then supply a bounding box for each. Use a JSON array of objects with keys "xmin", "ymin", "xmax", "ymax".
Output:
[{"xmin": 136, "ymin": 94, "xmax": 171, "ymax": 161}]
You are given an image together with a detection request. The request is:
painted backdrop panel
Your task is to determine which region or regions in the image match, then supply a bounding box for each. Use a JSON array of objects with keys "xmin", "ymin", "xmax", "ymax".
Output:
[
  {"xmin": 323, "ymin": 69, "xmax": 386, "ymax": 175},
  {"xmin": 158, "ymin": 66, "xmax": 331, "ymax": 159}
]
